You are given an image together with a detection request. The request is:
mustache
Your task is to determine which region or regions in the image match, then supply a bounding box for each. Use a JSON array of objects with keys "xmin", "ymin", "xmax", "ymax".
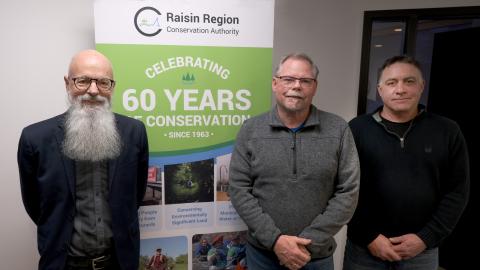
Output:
[
  {"xmin": 285, "ymin": 92, "xmax": 304, "ymax": 98},
  {"xmin": 77, "ymin": 93, "xmax": 109, "ymax": 102},
  {"xmin": 69, "ymin": 93, "xmax": 111, "ymax": 110}
]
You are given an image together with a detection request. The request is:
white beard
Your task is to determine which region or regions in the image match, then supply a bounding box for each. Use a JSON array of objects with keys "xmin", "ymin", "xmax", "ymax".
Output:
[{"xmin": 63, "ymin": 94, "xmax": 121, "ymax": 161}]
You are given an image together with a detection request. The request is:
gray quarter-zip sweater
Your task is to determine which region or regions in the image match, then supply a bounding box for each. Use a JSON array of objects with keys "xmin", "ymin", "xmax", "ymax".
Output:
[{"xmin": 228, "ymin": 105, "xmax": 360, "ymax": 259}]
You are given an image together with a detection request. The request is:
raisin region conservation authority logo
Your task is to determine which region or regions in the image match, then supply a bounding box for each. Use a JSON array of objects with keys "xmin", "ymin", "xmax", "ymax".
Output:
[{"xmin": 134, "ymin": 6, "xmax": 162, "ymax": 37}]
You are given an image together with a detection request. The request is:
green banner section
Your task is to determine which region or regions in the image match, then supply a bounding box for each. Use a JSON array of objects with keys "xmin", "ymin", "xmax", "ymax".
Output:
[{"xmin": 97, "ymin": 44, "xmax": 272, "ymax": 155}]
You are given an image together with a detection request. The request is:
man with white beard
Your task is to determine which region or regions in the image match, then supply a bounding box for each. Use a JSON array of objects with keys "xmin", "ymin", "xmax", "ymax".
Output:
[{"xmin": 17, "ymin": 50, "xmax": 149, "ymax": 270}]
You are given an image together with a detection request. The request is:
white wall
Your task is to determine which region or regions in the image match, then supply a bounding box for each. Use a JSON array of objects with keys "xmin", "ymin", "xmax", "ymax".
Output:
[
  {"xmin": 0, "ymin": 1, "xmax": 95, "ymax": 269},
  {"xmin": 1, "ymin": 0, "xmax": 479, "ymax": 269}
]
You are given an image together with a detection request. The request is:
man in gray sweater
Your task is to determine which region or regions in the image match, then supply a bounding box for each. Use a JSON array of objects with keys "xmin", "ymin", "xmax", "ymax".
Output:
[{"xmin": 228, "ymin": 53, "xmax": 360, "ymax": 270}]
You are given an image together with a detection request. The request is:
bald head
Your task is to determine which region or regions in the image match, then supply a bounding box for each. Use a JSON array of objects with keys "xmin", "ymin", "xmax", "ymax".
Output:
[{"xmin": 67, "ymin": 49, "xmax": 114, "ymax": 79}]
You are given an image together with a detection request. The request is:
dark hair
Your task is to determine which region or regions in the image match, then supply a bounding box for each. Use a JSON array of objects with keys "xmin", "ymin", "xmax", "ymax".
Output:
[
  {"xmin": 377, "ymin": 55, "xmax": 423, "ymax": 83},
  {"xmin": 275, "ymin": 52, "xmax": 319, "ymax": 79},
  {"xmin": 156, "ymin": 248, "xmax": 162, "ymax": 252}
]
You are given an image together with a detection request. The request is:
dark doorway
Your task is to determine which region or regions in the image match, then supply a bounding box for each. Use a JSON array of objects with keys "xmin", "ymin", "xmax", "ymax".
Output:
[{"xmin": 427, "ymin": 26, "xmax": 479, "ymax": 270}]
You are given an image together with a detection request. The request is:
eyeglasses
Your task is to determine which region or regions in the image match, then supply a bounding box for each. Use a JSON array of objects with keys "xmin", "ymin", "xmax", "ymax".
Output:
[
  {"xmin": 71, "ymin": 77, "xmax": 115, "ymax": 92},
  {"xmin": 275, "ymin": 76, "xmax": 316, "ymax": 87}
]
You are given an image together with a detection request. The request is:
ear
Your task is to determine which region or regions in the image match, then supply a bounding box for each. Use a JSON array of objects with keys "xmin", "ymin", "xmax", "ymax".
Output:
[
  {"xmin": 377, "ymin": 83, "xmax": 383, "ymax": 98},
  {"xmin": 312, "ymin": 80, "xmax": 318, "ymax": 93},
  {"xmin": 419, "ymin": 79, "xmax": 426, "ymax": 93},
  {"xmin": 64, "ymin": 76, "xmax": 70, "ymax": 91},
  {"xmin": 272, "ymin": 77, "xmax": 278, "ymax": 93}
]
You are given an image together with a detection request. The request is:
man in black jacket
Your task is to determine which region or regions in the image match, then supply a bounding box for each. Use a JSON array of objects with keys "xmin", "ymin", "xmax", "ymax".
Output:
[
  {"xmin": 343, "ymin": 55, "xmax": 469, "ymax": 270},
  {"xmin": 18, "ymin": 50, "xmax": 149, "ymax": 269}
]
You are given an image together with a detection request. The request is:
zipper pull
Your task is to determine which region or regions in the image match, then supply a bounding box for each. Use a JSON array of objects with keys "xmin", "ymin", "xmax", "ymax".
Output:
[{"xmin": 400, "ymin": 137, "xmax": 404, "ymax": 148}]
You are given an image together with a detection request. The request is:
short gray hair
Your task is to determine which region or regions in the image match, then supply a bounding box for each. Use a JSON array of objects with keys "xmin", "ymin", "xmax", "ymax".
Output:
[{"xmin": 274, "ymin": 52, "xmax": 319, "ymax": 79}]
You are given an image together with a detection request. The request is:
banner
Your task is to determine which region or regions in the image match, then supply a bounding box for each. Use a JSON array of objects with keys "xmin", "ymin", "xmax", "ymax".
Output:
[{"xmin": 94, "ymin": 0, "xmax": 274, "ymax": 269}]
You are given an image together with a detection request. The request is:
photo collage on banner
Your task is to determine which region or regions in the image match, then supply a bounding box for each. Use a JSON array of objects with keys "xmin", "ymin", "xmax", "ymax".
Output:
[{"xmin": 94, "ymin": 0, "xmax": 274, "ymax": 269}]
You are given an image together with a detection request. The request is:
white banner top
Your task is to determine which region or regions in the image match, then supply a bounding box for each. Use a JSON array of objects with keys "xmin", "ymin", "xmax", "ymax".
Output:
[{"xmin": 94, "ymin": 0, "xmax": 274, "ymax": 47}]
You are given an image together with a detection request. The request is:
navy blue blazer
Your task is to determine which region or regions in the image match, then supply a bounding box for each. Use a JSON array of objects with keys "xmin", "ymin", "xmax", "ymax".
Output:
[{"xmin": 18, "ymin": 113, "xmax": 149, "ymax": 270}]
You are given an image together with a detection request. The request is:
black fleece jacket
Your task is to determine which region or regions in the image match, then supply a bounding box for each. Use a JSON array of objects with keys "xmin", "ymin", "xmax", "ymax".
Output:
[{"xmin": 347, "ymin": 106, "xmax": 469, "ymax": 248}]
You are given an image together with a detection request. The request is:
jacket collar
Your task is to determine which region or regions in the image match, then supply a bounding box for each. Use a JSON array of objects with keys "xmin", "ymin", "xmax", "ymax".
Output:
[
  {"xmin": 372, "ymin": 104, "xmax": 426, "ymax": 123},
  {"xmin": 54, "ymin": 113, "xmax": 76, "ymax": 198}
]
